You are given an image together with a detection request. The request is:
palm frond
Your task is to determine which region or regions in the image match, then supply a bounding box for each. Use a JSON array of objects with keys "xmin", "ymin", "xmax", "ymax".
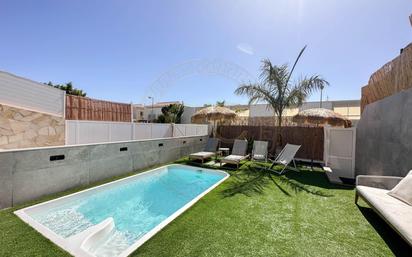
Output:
[
  {"xmin": 286, "ymin": 75, "xmax": 329, "ymax": 106},
  {"xmin": 298, "ymin": 75, "xmax": 329, "ymax": 95},
  {"xmin": 234, "ymin": 46, "xmax": 329, "ymax": 128},
  {"xmin": 235, "ymin": 83, "xmax": 278, "ymax": 107},
  {"xmin": 285, "ymin": 45, "xmax": 307, "ymax": 85}
]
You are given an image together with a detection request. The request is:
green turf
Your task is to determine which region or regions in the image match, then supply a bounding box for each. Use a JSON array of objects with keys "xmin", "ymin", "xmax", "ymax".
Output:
[{"xmin": 0, "ymin": 159, "xmax": 409, "ymax": 257}]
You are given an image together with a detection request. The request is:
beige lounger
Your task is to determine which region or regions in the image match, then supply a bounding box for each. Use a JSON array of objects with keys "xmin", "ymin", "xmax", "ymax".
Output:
[
  {"xmin": 251, "ymin": 140, "xmax": 268, "ymax": 162},
  {"xmin": 268, "ymin": 143, "xmax": 301, "ymax": 174},
  {"xmin": 220, "ymin": 139, "xmax": 249, "ymax": 169},
  {"xmin": 189, "ymin": 138, "xmax": 219, "ymax": 164}
]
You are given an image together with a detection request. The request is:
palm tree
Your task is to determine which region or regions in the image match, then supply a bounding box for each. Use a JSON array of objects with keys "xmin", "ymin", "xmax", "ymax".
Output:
[
  {"xmin": 216, "ymin": 100, "xmax": 225, "ymax": 107},
  {"xmin": 234, "ymin": 46, "xmax": 329, "ymax": 148}
]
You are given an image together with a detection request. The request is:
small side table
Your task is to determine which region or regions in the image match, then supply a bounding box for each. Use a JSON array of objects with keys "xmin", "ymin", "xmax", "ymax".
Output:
[{"xmin": 218, "ymin": 147, "xmax": 230, "ymax": 157}]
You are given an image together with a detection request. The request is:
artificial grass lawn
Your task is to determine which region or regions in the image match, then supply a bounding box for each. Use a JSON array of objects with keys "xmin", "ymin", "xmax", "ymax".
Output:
[{"xmin": 0, "ymin": 159, "xmax": 409, "ymax": 257}]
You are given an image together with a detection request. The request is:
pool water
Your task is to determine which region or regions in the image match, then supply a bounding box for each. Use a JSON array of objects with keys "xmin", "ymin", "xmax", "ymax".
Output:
[{"xmin": 31, "ymin": 165, "xmax": 226, "ymax": 257}]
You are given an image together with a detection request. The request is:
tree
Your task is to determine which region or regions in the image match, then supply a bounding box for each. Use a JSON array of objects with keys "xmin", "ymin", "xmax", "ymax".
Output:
[
  {"xmin": 234, "ymin": 46, "xmax": 329, "ymax": 148},
  {"xmin": 216, "ymin": 100, "xmax": 225, "ymax": 107},
  {"xmin": 156, "ymin": 103, "xmax": 185, "ymax": 123},
  {"xmin": 168, "ymin": 103, "xmax": 185, "ymax": 123},
  {"xmin": 46, "ymin": 82, "xmax": 87, "ymax": 97}
]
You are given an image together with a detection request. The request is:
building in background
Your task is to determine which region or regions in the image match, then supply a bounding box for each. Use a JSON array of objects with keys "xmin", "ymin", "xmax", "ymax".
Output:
[
  {"xmin": 182, "ymin": 100, "xmax": 360, "ymax": 126},
  {"xmin": 249, "ymin": 100, "xmax": 361, "ymax": 126},
  {"xmin": 134, "ymin": 101, "xmax": 182, "ymax": 122},
  {"xmin": 132, "ymin": 104, "xmax": 145, "ymax": 122}
]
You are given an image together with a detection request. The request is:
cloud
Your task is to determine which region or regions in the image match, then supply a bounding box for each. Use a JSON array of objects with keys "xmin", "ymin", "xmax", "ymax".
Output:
[{"xmin": 237, "ymin": 43, "xmax": 254, "ymax": 55}]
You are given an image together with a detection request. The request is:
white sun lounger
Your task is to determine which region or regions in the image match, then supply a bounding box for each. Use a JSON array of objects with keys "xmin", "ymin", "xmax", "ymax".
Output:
[
  {"xmin": 189, "ymin": 138, "xmax": 219, "ymax": 164},
  {"xmin": 220, "ymin": 139, "xmax": 249, "ymax": 169},
  {"xmin": 268, "ymin": 143, "xmax": 301, "ymax": 175}
]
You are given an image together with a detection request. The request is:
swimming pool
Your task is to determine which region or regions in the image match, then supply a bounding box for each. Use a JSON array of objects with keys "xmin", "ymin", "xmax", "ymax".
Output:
[{"xmin": 15, "ymin": 164, "xmax": 229, "ymax": 257}]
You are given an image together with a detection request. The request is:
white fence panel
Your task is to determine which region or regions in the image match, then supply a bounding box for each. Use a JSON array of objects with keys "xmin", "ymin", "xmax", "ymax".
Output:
[
  {"xmin": 185, "ymin": 125, "xmax": 197, "ymax": 136},
  {"xmin": 110, "ymin": 123, "xmax": 133, "ymax": 142},
  {"xmin": 152, "ymin": 124, "xmax": 173, "ymax": 138},
  {"xmin": 66, "ymin": 121, "xmax": 208, "ymax": 145},
  {"xmin": 173, "ymin": 124, "xmax": 186, "ymax": 137},
  {"xmin": 134, "ymin": 124, "xmax": 152, "ymax": 140},
  {"xmin": 65, "ymin": 121, "xmax": 78, "ymax": 145},
  {"xmin": 77, "ymin": 122, "xmax": 111, "ymax": 144},
  {"xmin": 196, "ymin": 125, "xmax": 208, "ymax": 136},
  {"xmin": 173, "ymin": 124, "xmax": 208, "ymax": 137},
  {"xmin": 0, "ymin": 71, "xmax": 65, "ymax": 116},
  {"xmin": 324, "ymin": 127, "xmax": 356, "ymax": 178}
]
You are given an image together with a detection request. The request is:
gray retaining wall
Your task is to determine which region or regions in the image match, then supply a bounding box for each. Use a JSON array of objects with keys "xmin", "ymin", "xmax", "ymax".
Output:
[
  {"xmin": 0, "ymin": 135, "xmax": 207, "ymax": 209},
  {"xmin": 356, "ymin": 87, "xmax": 412, "ymax": 177}
]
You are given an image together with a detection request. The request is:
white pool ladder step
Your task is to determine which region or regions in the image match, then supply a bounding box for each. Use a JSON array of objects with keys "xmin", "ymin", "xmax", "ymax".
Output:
[
  {"xmin": 80, "ymin": 217, "xmax": 116, "ymax": 255},
  {"xmin": 66, "ymin": 217, "xmax": 115, "ymax": 257}
]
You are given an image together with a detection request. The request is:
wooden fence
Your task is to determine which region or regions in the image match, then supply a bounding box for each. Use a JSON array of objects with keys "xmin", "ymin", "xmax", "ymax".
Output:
[
  {"xmin": 65, "ymin": 95, "xmax": 131, "ymax": 122},
  {"xmin": 361, "ymin": 42, "xmax": 412, "ymax": 112},
  {"xmin": 217, "ymin": 125, "xmax": 324, "ymax": 161}
]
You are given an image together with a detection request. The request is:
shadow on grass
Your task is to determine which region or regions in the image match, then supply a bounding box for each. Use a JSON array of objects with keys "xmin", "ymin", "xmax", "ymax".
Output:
[
  {"xmin": 285, "ymin": 169, "xmax": 353, "ymax": 191},
  {"xmin": 357, "ymin": 206, "xmax": 411, "ymax": 256},
  {"xmin": 221, "ymin": 164, "xmax": 334, "ymax": 198},
  {"xmin": 221, "ymin": 168, "xmax": 271, "ymax": 197}
]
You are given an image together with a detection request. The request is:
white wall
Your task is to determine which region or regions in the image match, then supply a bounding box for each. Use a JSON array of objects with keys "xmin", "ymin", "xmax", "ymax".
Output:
[
  {"xmin": 66, "ymin": 121, "xmax": 208, "ymax": 145},
  {"xmin": 0, "ymin": 71, "xmax": 65, "ymax": 116},
  {"xmin": 181, "ymin": 106, "xmax": 202, "ymax": 124},
  {"xmin": 249, "ymin": 102, "xmax": 334, "ymax": 117},
  {"xmin": 249, "ymin": 104, "xmax": 274, "ymax": 117}
]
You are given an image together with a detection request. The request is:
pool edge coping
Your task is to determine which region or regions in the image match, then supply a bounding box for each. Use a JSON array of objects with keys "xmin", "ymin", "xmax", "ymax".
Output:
[
  {"xmin": 14, "ymin": 164, "xmax": 229, "ymax": 257},
  {"xmin": 119, "ymin": 164, "xmax": 229, "ymax": 257}
]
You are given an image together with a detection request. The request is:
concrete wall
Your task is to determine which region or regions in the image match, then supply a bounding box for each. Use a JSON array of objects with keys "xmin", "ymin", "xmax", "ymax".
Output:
[
  {"xmin": 0, "ymin": 135, "xmax": 207, "ymax": 209},
  {"xmin": 356, "ymin": 87, "xmax": 412, "ymax": 177},
  {"xmin": 0, "ymin": 104, "xmax": 65, "ymax": 150}
]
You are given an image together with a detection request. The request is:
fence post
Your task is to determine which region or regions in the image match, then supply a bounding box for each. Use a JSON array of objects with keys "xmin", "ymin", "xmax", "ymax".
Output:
[
  {"xmin": 171, "ymin": 123, "xmax": 175, "ymax": 138},
  {"xmin": 130, "ymin": 102, "xmax": 133, "ymax": 122},
  {"xmin": 131, "ymin": 122, "xmax": 135, "ymax": 140}
]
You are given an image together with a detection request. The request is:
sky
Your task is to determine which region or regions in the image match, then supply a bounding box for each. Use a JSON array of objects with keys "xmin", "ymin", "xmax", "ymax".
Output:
[{"xmin": 1, "ymin": 0, "xmax": 411, "ymax": 107}]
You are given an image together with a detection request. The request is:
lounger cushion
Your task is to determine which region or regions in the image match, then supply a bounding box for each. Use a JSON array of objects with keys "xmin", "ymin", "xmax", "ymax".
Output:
[
  {"xmin": 189, "ymin": 152, "xmax": 215, "ymax": 159},
  {"xmin": 276, "ymin": 159, "xmax": 288, "ymax": 165},
  {"xmin": 222, "ymin": 155, "xmax": 247, "ymax": 163},
  {"xmin": 253, "ymin": 154, "xmax": 266, "ymax": 160},
  {"xmin": 388, "ymin": 170, "xmax": 412, "ymax": 206},
  {"xmin": 357, "ymin": 185, "xmax": 412, "ymax": 245}
]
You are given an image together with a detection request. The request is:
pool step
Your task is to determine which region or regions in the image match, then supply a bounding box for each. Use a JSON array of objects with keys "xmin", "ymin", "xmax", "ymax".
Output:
[
  {"xmin": 80, "ymin": 217, "xmax": 116, "ymax": 255},
  {"xmin": 66, "ymin": 217, "xmax": 114, "ymax": 257},
  {"xmin": 79, "ymin": 218, "xmax": 130, "ymax": 257}
]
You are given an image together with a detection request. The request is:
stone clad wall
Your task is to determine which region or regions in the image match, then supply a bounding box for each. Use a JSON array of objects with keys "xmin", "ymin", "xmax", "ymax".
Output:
[{"xmin": 0, "ymin": 104, "xmax": 65, "ymax": 150}]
